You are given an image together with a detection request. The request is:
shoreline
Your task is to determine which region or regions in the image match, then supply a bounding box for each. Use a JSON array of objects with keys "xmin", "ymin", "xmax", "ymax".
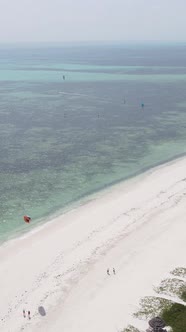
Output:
[
  {"xmin": 2, "ymin": 153, "xmax": 186, "ymax": 248},
  {"xmin": 0, "ymin": 156, "xmax": 186, "ymax": 331}
]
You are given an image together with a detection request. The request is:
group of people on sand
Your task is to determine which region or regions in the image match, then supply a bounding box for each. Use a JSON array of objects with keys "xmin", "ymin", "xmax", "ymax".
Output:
[
  {"xmin": 107, "ymin": 268, "xmax": 115, "ymax": 275},
  {"xmin": 23, "ymin": 309, "xmax": 31, "ymax": 319}
]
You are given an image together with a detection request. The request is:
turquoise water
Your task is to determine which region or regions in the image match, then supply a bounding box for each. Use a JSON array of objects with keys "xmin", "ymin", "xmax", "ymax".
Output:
[{"xmin": 0, "ymin": 43, "xmax": 186, "ymax": 243}]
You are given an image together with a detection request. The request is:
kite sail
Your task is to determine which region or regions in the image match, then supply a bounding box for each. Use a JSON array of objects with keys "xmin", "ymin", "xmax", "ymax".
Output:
[{"xmin": 23, "ymin": 215, "xmax": 31, "ymax": 223}]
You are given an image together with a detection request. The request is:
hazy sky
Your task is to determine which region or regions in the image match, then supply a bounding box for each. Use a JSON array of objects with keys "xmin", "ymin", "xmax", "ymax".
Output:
[{"xmin": 0, "ymin": 0, "xmax": 185, "ymax": 43}]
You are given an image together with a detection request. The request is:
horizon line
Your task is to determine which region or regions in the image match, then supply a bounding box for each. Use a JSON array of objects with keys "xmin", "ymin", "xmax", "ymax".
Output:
[{"xmin": 0, "ymin": 40, "xmax": 186, "ymax": 46}]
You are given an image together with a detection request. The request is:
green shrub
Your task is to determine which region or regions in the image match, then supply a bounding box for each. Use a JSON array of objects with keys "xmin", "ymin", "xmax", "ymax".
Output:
[
  {"xmin": 181, "ymin": 290, "xmax": 186, "ymax": 302},
  {"xmin": 161, "ymin": 303, "xmax": 186, "ymax": 332}
]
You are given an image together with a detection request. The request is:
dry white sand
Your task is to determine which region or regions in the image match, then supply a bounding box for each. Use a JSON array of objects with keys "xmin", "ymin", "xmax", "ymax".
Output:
[{"xmin": 0, "ymin": 157, "xmax": 186, "ymax": 332}]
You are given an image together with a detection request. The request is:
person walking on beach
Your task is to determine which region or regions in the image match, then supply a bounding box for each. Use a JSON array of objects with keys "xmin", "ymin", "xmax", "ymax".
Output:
[
  {"xmin": 28, "ymin": 310, "xmax": 31, "ymax": 320},
  {"xmin": 113, "ymin": 268, "xmax": 116, "ymax": 275},
  {"xmin": 107, "ymin": 268, "xmax": 110, "ymax": 275},
  {"xmin": 23, "ymin": 309, "xmax": 26, "ymax": 318}
]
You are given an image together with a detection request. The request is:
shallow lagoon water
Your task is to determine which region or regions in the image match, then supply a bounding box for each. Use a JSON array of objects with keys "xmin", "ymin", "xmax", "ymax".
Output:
[{"xmin": 0, "ymin": 44, "xmax": 186, "ymax": 242}]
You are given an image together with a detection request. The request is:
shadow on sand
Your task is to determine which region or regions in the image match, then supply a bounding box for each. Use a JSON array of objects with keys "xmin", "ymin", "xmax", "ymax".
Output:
[{"xmin": 38, "ymin": 306, "xmax": 46, "ymax": 316}]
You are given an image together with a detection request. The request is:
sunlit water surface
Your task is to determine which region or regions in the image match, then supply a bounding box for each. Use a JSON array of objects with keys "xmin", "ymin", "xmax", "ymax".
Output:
[{"xmin": 0, "ymin": 43, "xmax": 186, "ymax": 242}]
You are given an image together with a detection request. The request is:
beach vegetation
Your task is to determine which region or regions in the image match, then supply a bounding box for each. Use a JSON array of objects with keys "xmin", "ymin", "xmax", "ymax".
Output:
[
  {"xmin": 133, "ymin": 296, "xmax": 172, "ymax": 319},
  {"xmin": 170, "ymin": 267, "xmax": 186, "ymax": 278},
  {"xmin": 154, "ymin": 278, "xmax": 186, "ymax": 299},
  {"xmin": 132, "ymin": 273, "xmax": 186, "ymax": 332},
  {"xmin": 122, "ymin": 325, "xmax": 140, "ymax": 332},
  {"xmin": 161, "ymin": 302, "xmax": 186, "ymax": 332},
  {"xmin": 181, "ymin": 290, "xmax": 186, "ymax": 302}
]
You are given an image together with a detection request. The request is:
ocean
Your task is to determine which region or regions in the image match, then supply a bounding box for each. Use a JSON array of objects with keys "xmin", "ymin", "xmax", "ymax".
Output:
[{"xmin": 0, "ymin": 42, "xmax": 186, "ymax": 243}]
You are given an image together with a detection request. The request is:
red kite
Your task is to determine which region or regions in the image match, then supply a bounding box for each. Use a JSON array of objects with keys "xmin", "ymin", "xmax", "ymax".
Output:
[{"xmin": 23, "ymin": 215, "xmax": 31, "ymax": 223}]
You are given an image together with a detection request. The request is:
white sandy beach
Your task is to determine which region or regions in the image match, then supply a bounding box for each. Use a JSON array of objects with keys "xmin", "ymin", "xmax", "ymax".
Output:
[{"xmin": 0, "ymin": 157, "xmax": 186, "ymax": 332}]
